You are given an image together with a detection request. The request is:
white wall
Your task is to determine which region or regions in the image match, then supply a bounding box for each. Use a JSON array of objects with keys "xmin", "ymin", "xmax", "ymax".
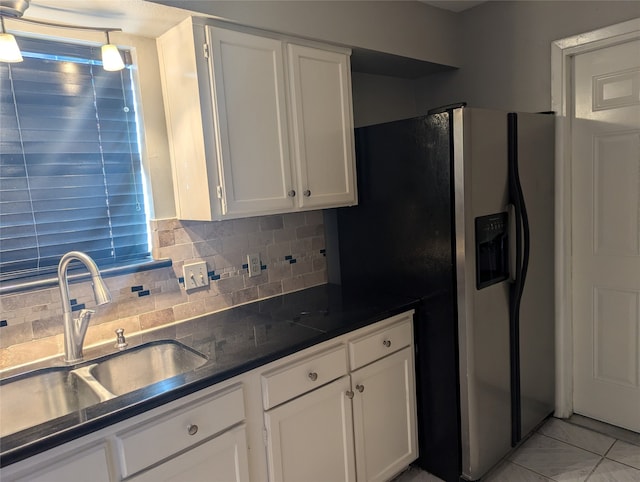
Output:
[
  {"xmin": 351, "ymin": 72, "xmax": 420, "ymax": 127},
  {"xmin": 352, "ymin": 1, "xmax": 640, "ymax": 126},
  {"xmin": 415, "ymin": 1, "xmax": 640, "ymax": 112},
  {"xmin": 152, "ymin": 0, "xmax": 462, "ymax": 67}
]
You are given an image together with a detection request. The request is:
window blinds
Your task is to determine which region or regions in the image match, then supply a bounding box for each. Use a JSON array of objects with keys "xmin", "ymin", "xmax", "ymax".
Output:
[{"xmin": 0, "ymin": 37, "xmax": 149, "ymax": 279}]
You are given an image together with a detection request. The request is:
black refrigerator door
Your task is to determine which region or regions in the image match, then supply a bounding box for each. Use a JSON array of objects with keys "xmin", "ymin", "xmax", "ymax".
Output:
[{"xmin": 331, "ymin": 113, "xmax": 461, "ymax": 482}]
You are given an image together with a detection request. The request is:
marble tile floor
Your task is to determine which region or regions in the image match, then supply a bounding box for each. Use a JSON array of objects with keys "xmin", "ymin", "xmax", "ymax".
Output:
[{"xmin": 394, "ymin": 415, "xmax": 640, "ymax": 482}]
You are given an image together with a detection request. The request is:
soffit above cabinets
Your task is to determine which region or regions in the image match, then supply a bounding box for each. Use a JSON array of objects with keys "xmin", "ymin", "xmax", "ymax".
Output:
[{"xmin": 351, "ymin": 47, "xmax": 456, "ymax": 79}]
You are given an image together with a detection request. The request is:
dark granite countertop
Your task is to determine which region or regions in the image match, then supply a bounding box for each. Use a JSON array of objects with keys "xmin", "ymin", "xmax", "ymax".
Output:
[{"xmin": 0, "ymin": 284, "xmax": 418, "ymax": 467}]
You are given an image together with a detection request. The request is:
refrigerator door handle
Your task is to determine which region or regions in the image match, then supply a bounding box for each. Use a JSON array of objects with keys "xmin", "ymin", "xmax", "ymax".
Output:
[{"xmin": 507, "ymin": 203, "xmax": 517, "ymax": 283}]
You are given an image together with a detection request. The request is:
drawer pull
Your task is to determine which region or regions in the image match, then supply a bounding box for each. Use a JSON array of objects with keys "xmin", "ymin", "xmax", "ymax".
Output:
[
  {"xmin": 345, "ymin": 390, "xmax": 354, "ymax": 399},
  {"xmin": 187, "ymin": 424, "xmax": 199, "ymax": 436},
  {"xmin": 308, "ymin": 372, "xmax": 318, "ymax": 381},
  {"xmin": 383, "ymin": 339, "xmax": 392, "ymax": 348},
  {"xmin": 303, "ymin": 189, "xmax": 311, "ymax": 197},
  {"xmin": 356, "ymin": 384, "xmax": 365, "ymax": 393},
  {"xmin": 288, "ymin": 190, "xmax": 296, "ymax": 197}
]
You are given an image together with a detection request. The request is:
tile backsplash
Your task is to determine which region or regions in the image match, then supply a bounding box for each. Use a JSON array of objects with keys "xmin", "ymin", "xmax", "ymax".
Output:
[{"xmin": 0, "ymin": 212, "xmax": 327, "ymax": 371}]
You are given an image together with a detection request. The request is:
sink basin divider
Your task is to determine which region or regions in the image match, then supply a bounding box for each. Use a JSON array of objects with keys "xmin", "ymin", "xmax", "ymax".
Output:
[{"xmin": 72, "ymin": 365, "xmax": 117, "ymax": 402}]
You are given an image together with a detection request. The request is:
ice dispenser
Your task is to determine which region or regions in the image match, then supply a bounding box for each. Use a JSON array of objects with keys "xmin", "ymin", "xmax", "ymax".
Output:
[{"xmin": 475, "ymin": 212, "xmax": 509, "ymax": 289}]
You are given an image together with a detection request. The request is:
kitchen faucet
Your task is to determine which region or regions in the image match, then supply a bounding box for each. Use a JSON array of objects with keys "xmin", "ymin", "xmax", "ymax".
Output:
[{"xmin": 58, "ymin": 251, "xmax": 112, "ymax": 363}]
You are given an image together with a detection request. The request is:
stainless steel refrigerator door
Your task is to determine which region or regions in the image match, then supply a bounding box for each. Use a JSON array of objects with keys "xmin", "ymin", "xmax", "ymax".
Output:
[
  {"xmin": 454, "ymin": 107, "xmax": 513, "ymax": 481},
  {"xmin": 514, "ymin": 112, "xmax": 555, "ymax": 438}
]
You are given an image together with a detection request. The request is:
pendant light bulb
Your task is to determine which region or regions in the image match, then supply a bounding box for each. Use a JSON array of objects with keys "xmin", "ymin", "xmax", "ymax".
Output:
[
  {"xmin": 0, "ymin": 17, "xmax": 22, "ymax": 63},
  {"xmin": 101, "ymin": 31, "xmax": 124, "ymax": 71}
]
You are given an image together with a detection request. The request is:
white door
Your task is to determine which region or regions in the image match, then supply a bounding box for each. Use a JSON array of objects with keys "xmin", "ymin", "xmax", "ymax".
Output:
[
  {"xmin": 264, "ymin": 376, "xmax": 356, "ymax": 482},
  {"xmin": 8, "ymin": 444, "xmax": 112, "ymax": 482},
  {"xmin": 131, "ymin": 425, "xmax": 250, "ymax": 482},
  {"xmin": 572, "ymin": 38, "xmax": 640, "ymax": 432},
  {"xmin": 287, "ymin": 44, "xmax": 357, "ymax": 209},
  {"xmin": 207, "ymin": 27, "xmax": 295, "ymax": 217},
  {"xmin": 351, "ymin": 346, "xmax": 418, "ymax": 482}
]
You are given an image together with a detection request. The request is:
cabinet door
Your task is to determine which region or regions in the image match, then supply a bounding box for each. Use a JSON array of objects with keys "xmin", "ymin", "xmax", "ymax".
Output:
[
  {"xmin": 208, "ymin": 27, "xmax": 295, "ymax": 217},
  {"xmin": 131, "ymin": 425, "xmax": 250, "ymax": 482},
  {"xmin": 352, "ymin": 346, "xmax": 418, "ymax": 482},
  {"xmin": 287, "ymin": 44, "xmax": 357, "ymax": 210},
  {"xmin": 6, "ymin": 443, "xmax": 112, "ymax": 482},
  {"xmin": 264, "ymin": 376, "xmax": 356, "ymax": 482}
]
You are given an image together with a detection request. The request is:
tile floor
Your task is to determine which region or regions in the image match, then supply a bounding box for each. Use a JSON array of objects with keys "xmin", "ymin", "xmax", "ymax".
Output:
[{"xmin": 394, "ymin": 415, "xmax": 640, "ymax": 482}]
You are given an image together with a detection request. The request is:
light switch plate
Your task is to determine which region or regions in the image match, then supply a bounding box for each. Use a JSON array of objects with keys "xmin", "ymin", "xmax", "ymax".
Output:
[
  {"xmin": 183, "ymin": 261, "xmax": 209, "ymax": 291},
  {"xmin": 247, "ymin": 253, "xmax": 261, "ymax": 277}
]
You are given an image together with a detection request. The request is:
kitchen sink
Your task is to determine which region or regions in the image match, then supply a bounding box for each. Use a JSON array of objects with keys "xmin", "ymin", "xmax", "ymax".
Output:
[
  {"xmin": 87, "ymin": 340, "xmax": 208, "ymax": 396},
  {"xmin": 0, "ymin": 367, "xmax": 102, "ymax": 438},
  {"xmin": 0, "ymin": 341, "xmax": 208, "ymax": 438}
]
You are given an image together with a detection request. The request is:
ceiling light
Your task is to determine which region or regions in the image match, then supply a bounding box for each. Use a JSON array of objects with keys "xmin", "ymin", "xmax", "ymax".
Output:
[{"xmin": 0, "ymin": 16, "xmax": 22, "ymax": 62}]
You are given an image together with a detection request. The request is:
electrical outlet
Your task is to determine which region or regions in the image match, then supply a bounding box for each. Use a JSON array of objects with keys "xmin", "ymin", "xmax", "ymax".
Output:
[
  {"xmin": 247, "ymin": 253, "xmax": 261, "ymax": 277},
  {"xmin": 183, "ymin": 261, "xmax": 209, "ymax": 291}
]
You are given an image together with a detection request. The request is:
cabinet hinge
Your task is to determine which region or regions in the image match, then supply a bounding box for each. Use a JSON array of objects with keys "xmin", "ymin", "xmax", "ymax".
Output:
[
  {"xmin": 263, "ymin": 428, "xmax": 269, "ymax": 447},
  {"xmin": 216, "ymin": 185, "xmax": 223, "ymax": 199},
  {"xmin": 203, "ymin": 42, "xmax": 210, "ymax": 59}
]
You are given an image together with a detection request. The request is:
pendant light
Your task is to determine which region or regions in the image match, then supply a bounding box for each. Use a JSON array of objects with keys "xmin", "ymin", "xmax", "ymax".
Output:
[
  {"xmin": 0, "ymin": 16, "xmax": 22, "ymax": 62},
  {"xmin": 101, "ymin": 30, "xmax": 125, "ymax": 71}
]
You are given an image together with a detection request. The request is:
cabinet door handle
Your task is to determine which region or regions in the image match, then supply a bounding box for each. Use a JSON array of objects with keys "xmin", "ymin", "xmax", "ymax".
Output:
[
  {"xmin": 187, "ymin": 424, "xmax": 199, "ymax": 436},
  {"xmin": 383, "ymin": 339, "xmax": 392, "ymax": 348},
  {"xmin": 303, "ymin": 189, "xmax": 311, "ymax": 197},
  {"xmin": 288, "ymin": 190, "xmax": 296, "ymax": 197},
  {"xmin": 345, "ymin": 390, "xmax": 354, "ymax": 399},
  {"xmin": 308, "ymin": 372, "xmax": 318, "ymax": 381},
  {"xmin": 355, "ymin": 384, "xmax": 365, "ymax": 393}
]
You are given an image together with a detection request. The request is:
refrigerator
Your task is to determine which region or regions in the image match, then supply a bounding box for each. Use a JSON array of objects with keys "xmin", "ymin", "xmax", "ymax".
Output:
[{"xmin": 325, "ymin": 105, "xmax": 555, "ymax": 481}]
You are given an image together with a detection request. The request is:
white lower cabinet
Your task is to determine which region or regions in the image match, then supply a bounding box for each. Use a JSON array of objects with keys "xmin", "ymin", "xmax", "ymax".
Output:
[
  {"xmin": 5, "ymin": 442, "xmax": 112, "ymax": 482},
  {"xmin": 0, "ymin": 381, "xmax": 251, "ymax": 482},
  {"xmin": 262, "ymin": 311, "xmax": 418, "ymax": 482},
  {"xmin": 1, "ymin": 310, "xmax": 416, "ymax": 482},
  {"xmin": 265, "ymin": 376, "xmax": 356, "ymax": 482},
  {"xmin": 130, "ymin": 424, "xmax": 249, "ymax": 482},
  {"xmin": 352, "ymin": 347, "xmax": 418, "ymax": 482},
  {"xmin": 117, "ymin": 383, "xmax": 247, "ymax": 480}
]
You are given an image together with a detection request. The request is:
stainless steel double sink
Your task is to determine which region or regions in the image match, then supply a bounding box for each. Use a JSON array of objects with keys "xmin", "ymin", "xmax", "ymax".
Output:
[{"xmin": 0, "ymin": 341, "xmax": 208, "ymax": 438}]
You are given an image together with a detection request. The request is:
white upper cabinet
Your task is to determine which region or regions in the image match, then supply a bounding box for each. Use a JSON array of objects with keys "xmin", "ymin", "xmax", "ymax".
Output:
[
  {"xmin": 287, "ymin": 44, "xmax": 356, "ymax": 209},
  {"xmin": 208, "ymin": 27, "xmax": 294, "ymax": 217},
  {"xmin": 158, "ymin": 18, "xmax": 357, "ymax": 221}
]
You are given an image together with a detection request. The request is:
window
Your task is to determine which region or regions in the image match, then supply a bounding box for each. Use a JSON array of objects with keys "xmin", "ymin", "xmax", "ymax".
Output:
[{"xmin": 0, "ymin": 36, "xmax": 150, "ymax": 281}]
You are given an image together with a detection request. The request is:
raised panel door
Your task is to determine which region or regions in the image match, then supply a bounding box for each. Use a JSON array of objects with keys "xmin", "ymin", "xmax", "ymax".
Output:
[
  {"xmin": 208, "ymin": 27, "xmax": 295, "ymax": 217},
  {"xmin": 287, "ymin": 44, "xmax": 357, "ymax": 209},
  {"xmin": 351, "ymin": 346, "xmax": 418, "ymax": 482},
  {"xmin": 572, "ymin": 38, "xmax": 640, "ymax": 432},
  {"xmin": 264, "ymin": 376, "xmax": 356, "ymax": 482},
  {"xmin": 131, "ymin": 425, "xmax": 250, "ymax": 482},
  {"xmin": 7, "ymin": 443, "xmax": 112, "ymax": 482}
]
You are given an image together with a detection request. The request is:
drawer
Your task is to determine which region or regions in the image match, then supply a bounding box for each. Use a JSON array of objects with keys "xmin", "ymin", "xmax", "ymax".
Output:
[
  {"xmin": 116, "ymin": 384, "xmax": 245, "ymax": 477},
  {"xmin": 349, "ymin": 312, "xmax": 413, "ymax": 370},
  {"xmin": 262, "ymin": 344, "xmax": 347, "ymax": 410}
]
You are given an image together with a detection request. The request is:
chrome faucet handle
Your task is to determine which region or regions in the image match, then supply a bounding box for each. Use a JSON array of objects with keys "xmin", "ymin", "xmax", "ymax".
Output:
[
  {"xmin": 115, "ymin": 328, "xmax": 128, "ymax": 350},
  {"xmin": 76, "ymin": 309, "xmax": 95, "ymax": 324}
]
